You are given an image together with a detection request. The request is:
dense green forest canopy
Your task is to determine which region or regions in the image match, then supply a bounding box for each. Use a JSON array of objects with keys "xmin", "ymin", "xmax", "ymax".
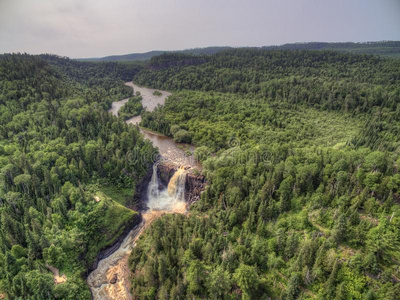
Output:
[
  {"xmin": 0, "ymin": 54, "xmax": 156, "ymax": 299},
  {"xmin": 137, "ymin": 49, "xmax": 400, "ymax": 151},
  {"xmin": 81, "ymin": 41, "xmax": 400, "ymax": 62},
  {"xmin": 80, "ymin": 47, "xmax": 232, "ymax": 62},
  {"xmin": 40, "ymin": 54, "xmax": 144, "ymax": 83},
  {"xmin": 261, "ymin": 41, "xmax": 400, "ymax": 58},
  {"xmin": 1, "ymin": 47, "xmax": 400, "ymax": 300},
  {"xmin": 118, "ymin": 95, "xmax": 144, "ymax": 121},
  {"xmin": 129, "ymin": 49, "xmax": 400, "ymax": 299}
]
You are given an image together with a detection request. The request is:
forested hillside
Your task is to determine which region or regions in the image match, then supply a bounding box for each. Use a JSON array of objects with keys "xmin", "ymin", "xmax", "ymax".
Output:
[
  {"xmin": 129, "ymin": 50, "xmax": 400, "ymax": 299},
  {"xmin": 81, "ymin": 42, "xmax": 400, "ymax": 62},
  {"xmin": 81, "ymin": 47, "xmax": 232, "ymax": 62},
  {"xmin": 0, "ymin": 54, "xmax": 156, "ymax": 299},
  {"xmin": 261, "ymin": 41, "xmax": 400, "ymax": 58},
  {"xmin": 137, "ymin": 50, "xmax": 400, "ymax": 150}
]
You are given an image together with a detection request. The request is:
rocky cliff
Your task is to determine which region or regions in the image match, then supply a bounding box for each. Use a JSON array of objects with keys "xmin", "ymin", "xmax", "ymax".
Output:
[
  {"xmin": 156, "ymin": 162, "xmax": 206, "ymax": 205},
  {"xmin": 87, "ymin": 214, "xmax": 142, "ymax": 275},
  {"xmin": 156, "ymin": 162, "xmax": 177, "ymax": 189},
  {"xmin": 131, "ymin": 163, "xmax": 153, "ymax": 211},
  {"xmin": 185, "ymin": 172, "xmax": 206, "ymax": 205}
]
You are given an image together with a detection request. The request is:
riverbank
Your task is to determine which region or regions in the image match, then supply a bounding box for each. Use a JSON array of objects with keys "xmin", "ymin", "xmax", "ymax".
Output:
[
  {"xmin": 87, "ymin": 214, "xmax": 142, "ymax": 276},
  {"xmin": 87, "ymin": 162, "xmax": 192, "ymax": 300},
  {"xmin": 88, "ymin": 82, "xmax": 204, "ymax": 299},
  {"xmin": 109, "ymin": 82, "xmax": 170, "ymax": 119},
  {"xmin": 109, "ymin": 82, "xmax": 199, "ymax": 168}
]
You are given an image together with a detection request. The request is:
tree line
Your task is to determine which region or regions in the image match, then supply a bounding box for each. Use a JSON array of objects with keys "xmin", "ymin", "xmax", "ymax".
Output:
[
  {"xmin": 129, "ymin": 49, "xmax": 400, "ymax": 299},
  {"xmin": 0, "ymin": 54, "xmax": 156, "ymax": 299}
]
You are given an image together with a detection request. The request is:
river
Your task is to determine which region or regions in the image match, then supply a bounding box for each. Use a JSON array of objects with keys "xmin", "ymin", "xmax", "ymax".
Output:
[
  {"xmin": 109, "ymin": 83, "xmax": 198, "ymax": 168},
  {"xmin": 87, "ymin": 83, "xmax": 194, "ymax": 299}
]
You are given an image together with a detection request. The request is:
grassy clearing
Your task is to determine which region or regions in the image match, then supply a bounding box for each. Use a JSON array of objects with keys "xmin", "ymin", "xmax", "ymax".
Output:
[
  {"xmin": 99, "ymin": 186, "xmax": 134, "ymax": 206},
  {"xmin": 86, "ymin": 191, "xmax": 139, "ymax": 265}
]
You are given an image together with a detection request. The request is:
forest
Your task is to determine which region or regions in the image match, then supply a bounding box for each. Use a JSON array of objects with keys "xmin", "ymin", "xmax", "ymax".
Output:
[
  {"xmin": 129, "ymin": 50, "xmax": 400, "ymax": 299},
  {"xmin": 260, "ymin": 41, "xmax": 400, "ymax": 58},
  {"xmin": 1, "ymin": 48, "xmax": 400, "ymax": 300},
  {"xmin": 0, "ymin": 54, "xmax": 156, "ymax": 299},
  {"xmin": 83, "ymin": 41, "xmax": 400, "ymax": 62},
  {"xmin": 118, "ymin": 94, "xmax": 144, "ymax": 120}
]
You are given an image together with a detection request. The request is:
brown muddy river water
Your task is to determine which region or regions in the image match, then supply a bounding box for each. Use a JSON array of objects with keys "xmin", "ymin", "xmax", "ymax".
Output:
[
  {"xmin": 87, "ymin": 164, "xmax": 187, "ymax": 300},
  {"xmin": 87, "ymin": 83, "xmax": 198, "ymax": 299},
  {"xmin": 109, "ymin": 82, "xmax": 197, "ymax": 168}
]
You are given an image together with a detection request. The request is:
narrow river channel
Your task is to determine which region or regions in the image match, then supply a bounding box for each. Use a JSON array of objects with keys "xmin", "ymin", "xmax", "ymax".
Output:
[
  {"xmin": 87, "ymin": 83, "xmax": 195, "ymax": 299},
  {"xmin": 109, "ymin": 83, "xmax": 197, "ymax": 167}
]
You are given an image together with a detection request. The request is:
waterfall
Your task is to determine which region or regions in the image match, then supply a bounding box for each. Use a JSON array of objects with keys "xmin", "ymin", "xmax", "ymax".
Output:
[
  {"xmin": 147, "ymin": 164, "xmax": 187, "ymax": 211},
  {"xmin": 147, "ymin": 163, "xmax": 160, "ymax": 198},
  {"xmin": 88, "ymin": 163, "xmax": 188, "ymax": 299},
  {"xmin": 167, "ymin": 167, "xmax": 186, "ymax": 202}
]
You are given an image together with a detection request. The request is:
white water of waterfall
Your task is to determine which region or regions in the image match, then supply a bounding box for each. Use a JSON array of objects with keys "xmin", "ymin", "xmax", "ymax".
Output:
[
  {"xmin": 87, "ymin": 164, "xmax": 187, "ymax": 299},
  {"xmin": 167, "ymin": 167, "xmax": 186, "ymax": 202},
  {"xmin": 147, "ymin": 163, "xmax": 160, "ymax": 198},
  {"xmin": 147, "ymin": 165, "xmax": 186, "ymax": 210}
]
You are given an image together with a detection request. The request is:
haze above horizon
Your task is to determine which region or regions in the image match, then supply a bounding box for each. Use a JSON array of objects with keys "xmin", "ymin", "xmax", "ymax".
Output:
[{"xmin": 1, "ymin": 0, "xmax": 399, "ymax": 58}]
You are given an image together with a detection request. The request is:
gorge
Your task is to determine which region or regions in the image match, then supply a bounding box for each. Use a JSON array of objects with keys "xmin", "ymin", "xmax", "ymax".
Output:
[
  {"xmin": 87, "ymin": 83, "xmax": 204, "ymax": 299},
  {"xmin": 3, "ymin": 49, "xmax": 399, "ymax": 300}
]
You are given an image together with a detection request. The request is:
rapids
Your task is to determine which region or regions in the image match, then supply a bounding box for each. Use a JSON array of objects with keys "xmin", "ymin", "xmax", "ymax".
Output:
[
  {"xmin": 88, "ymin": 82, "xmax": 191, "ymax": 299},
  {"xmin": 87, "ymin": 164, "xmax": 187, "ymax": 299}
]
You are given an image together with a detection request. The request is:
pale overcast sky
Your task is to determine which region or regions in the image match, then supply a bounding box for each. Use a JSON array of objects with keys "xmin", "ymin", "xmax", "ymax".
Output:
[{"xmin": 0, "ymin": 0, "xmax": 399, "ymax": 58}]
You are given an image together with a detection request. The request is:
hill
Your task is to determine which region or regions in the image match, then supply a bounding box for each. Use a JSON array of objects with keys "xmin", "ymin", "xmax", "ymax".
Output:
[
  {"xmin": 80, "ymin": 41, "xmax": 400, "ymax": 62},
  {"xmin": 80, "ymin": 46, "xmax": 232, "ymax": 62},
  {"xmin": 0, "ymin": 54, "xmax": 156, "ymax": 299},
  {"xmin": 129, "ymin": 49, "xmax": 400, "ymax": 299},
  {"xmin": 262, "ymin": 41, "xmax": 400, "ymax": 58}
]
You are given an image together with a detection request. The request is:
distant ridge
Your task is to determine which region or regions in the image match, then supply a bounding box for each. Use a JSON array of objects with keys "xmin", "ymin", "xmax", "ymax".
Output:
[
  {"xmin": 79, "ymin": 47, "xmax": 233, "ymax": 62},
  {"xmin": 261, "ymin": 41, "xmax": 400, "ymax": 58},
  {"xmin": 79, "ymin": 41, "xmax": 400, "ymax": 61}
]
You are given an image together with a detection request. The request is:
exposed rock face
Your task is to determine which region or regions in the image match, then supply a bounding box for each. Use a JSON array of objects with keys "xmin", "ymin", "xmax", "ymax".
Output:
[
  {"xmin": 156, "ymin": 162, "xmax": 206, "ymax": 205},
  {"xmin": 87, "ymin": 214, "xmax": 142, "ymax": 274},
  {"xmin": 157, "ymin": 162, "xmax": 177, "ymax": 189},
  {"xmin": 88, "ymin": 162, "xmax": 204, "ymax": 276},
  {"xmin": 88, "ymin": 161, "xmax": 205, "ymax": 299},
  {"xmin": 131, "ymin": 163, "xmax": 153, "ymax": 211},
  {"xmin": 185, "ymin": 172, "xmax": 206, "ymax": 205},
  {"xmin": 110, "ymin": 273, "xmax": 118, "ymax": 284}
]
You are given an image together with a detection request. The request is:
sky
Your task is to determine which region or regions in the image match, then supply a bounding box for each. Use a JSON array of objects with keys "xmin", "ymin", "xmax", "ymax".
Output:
[{"xmin": 0, "ymin": 0, "xmax": 399, "ymax": 58}]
